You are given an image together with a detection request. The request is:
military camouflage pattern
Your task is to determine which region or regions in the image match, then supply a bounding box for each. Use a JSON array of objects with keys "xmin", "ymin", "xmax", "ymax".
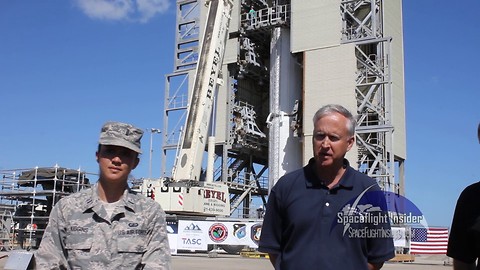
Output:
[
  {"xmin": 99, "ymin": 121, "xmax": 144, "ymax": 154},
  {"xmin": 35, "ymin": 184, "xmax": 171, "ymax": 269}
]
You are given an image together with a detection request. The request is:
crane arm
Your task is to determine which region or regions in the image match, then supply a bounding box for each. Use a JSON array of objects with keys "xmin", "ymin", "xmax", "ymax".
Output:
[{"xmin": 173, "ymin": 0, "xmax": 234, "ymax": 181}]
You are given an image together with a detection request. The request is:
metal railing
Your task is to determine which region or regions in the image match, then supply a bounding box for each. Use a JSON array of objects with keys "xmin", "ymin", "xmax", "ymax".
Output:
[{"xmin": 0, "ymin": 166, "xmax": 93, "ymax": 250}]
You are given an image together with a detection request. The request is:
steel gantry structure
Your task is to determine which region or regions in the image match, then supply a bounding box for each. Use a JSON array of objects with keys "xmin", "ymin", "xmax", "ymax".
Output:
[{"xmin": 161, "ymin": 0, "xmax": 406, "ymax": 216}]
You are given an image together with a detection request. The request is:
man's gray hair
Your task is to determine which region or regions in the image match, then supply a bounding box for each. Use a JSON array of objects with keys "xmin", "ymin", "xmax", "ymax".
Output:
[{"xmin": 312, "ymin": 104, "xmax": 356, "ymax": 136}]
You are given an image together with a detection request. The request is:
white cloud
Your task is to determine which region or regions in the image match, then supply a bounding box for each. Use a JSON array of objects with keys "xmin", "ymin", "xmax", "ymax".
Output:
[
  {"xmin": 137, "ymin": 0, "xmax": 170, "ymax": 23},
  {"xmin": 74, "ymin": 0, "xmax": 170, "ymax": 23}
]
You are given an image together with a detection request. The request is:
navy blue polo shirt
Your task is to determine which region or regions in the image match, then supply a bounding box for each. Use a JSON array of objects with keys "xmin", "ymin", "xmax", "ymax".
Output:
[
  {"xmin": 447, "ymin": 181, "xmax": 480, "ymax": 268},
  {"xmin": 258, "ymin": 158, "xmax": 395, "ymax": 270}
]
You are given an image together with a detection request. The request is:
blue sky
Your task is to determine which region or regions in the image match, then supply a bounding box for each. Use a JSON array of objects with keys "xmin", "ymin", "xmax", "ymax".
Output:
[{"xmin": 1, "ymin": 0, "xmax": 479, "ymax": 227}]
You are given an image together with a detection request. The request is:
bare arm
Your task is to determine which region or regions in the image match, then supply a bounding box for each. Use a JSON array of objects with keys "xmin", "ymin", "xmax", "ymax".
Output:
[
  {"xmin": 368, "ymin": 262, "xmax": 384, "ymax": 270},
  {"xmin": 453, "ymin": 259, "xmax": 476, "ymax": 270}
]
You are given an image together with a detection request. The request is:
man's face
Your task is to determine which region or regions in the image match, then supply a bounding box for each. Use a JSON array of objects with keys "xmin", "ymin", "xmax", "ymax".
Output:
[
  {"xmin": 96, "ymin": 145, "xmax": 139, "ymax": 183},
  {"xmin": 312, "ymin": 112, "xmax": 354, "ymax": 168}
]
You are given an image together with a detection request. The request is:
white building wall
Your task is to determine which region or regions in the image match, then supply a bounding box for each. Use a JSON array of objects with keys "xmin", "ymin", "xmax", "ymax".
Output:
[
  {"xmin": 384, "ymin": 0, "xmax": 407, "ymax": 159},
  {"xmin": 303, "ymin": 44, "xmax": 359, "ymax": 166},
  {"xmin": 291, "ymin": 0, "xmax": 341, "ymax": 52}
]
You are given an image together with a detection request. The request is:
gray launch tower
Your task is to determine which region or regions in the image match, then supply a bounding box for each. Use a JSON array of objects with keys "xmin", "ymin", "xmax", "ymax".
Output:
[{"xmin": 161, "ymin": 0, "xmax": 406, "ymax": 216}]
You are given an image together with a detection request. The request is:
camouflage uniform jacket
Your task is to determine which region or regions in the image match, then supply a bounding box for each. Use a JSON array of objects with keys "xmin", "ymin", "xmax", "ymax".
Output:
[{"xmin": 35, "ymin": 184, "xmax": 171, "ymax": 269}]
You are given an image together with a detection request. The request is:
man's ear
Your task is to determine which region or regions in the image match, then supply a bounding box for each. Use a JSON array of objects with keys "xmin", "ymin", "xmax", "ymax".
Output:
[
  {"xmin": 95, "ymin": 151, "xmax": 99, "ymax": 163},
  {"xmin": 346, "ymin": 136, "xmax": 355, "ymax": 151}
]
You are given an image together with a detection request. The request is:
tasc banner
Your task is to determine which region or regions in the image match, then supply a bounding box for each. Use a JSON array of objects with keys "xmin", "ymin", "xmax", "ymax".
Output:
[{"xmin": 175, "ymin": 220, "xmax": 262, "ymax": 251}]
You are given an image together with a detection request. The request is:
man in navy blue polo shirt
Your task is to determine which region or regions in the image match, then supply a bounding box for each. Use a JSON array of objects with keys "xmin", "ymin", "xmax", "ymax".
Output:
[{"xmin": 258, "ymin": 104, "xmax": 395, "ymax": 270}]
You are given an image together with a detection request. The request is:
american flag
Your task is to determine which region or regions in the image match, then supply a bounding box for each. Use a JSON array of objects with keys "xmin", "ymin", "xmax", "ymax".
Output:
[{"xmin": 410, "ymin": 227, "xmax": 449, "ymax": 254}]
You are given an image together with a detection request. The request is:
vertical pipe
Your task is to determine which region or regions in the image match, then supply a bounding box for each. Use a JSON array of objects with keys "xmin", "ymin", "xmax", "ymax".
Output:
[
  {"xmin": 269, "ymin": 27, "xmax": 303, "ymax": 191},
  {"xmin": 268, "ymin": 28, "xmax": 281, "ymax": 192},
  {"xmin": 149, "ymin": 130, "xmax": 154, "ymax": 178},
  {"xmin": 206, "ymin": 136, "xmax": 215, "ymax": 183}
]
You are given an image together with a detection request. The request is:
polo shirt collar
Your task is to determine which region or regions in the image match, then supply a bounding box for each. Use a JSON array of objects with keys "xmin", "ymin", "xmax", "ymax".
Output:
[{"xmin": 305, "ymin": 158, "xmax": 355, "ymax": 189}]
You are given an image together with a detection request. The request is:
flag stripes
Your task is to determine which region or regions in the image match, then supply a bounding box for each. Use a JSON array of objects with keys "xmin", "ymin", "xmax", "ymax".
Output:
[{"xmin": 410, "ymin": 227, "xmax": 449, "ymax": 254}]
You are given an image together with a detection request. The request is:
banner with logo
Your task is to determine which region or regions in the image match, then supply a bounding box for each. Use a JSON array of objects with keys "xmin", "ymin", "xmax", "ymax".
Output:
[
  {"xmin": 177, "ymin": 220, "xmax": 209, "ymax": 250},
  {"xmin": 205, "ymin": 221, "xmax": 262, "ymax": 247},
  {"xmin": 175, "ymin": 220, "xmax": 262, "ymax": 251}
]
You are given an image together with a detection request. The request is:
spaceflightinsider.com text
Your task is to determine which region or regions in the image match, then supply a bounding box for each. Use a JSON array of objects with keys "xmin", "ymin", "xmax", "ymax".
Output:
[
  {"xmin": 337, "ymin": 211, "xmax": 424, "ymax": 226},
  {"xmin": 348, "ymin": 227, "xmax": 393, "ymax": 238}
]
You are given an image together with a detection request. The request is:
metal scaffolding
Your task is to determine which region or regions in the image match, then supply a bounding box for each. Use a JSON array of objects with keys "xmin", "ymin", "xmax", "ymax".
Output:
[
  {"xmin": 0, "ymin": 166, "xmax": 92, "ymax": 250},
  {"xmin": 340, "ymin": 0, "xmax": 401, "ymax": 194},
  {"xmin": 161, "ymin": 0, "xmax": 288, "ymax": 216},
  {"xmin": 162, "ymin": 0, "xmax": 403, "ymax": 215}
]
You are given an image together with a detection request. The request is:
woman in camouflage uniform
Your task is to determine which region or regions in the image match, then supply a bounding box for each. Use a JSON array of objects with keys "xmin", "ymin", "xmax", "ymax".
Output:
[{"xmin": 35, "ymin": 121, "xmax": 171, "ymax": 269}]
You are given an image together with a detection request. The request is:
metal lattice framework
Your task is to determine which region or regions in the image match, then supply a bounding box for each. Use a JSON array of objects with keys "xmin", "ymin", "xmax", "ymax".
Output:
[
  {"xmin": 341, "ymin": 0, "xmax": 397, "ymax": 193},
  {"xmin": 174, "ymin": 0, "xmax": 200, "ymax": 71},
  {"xmin": 0, "ymin": 166, "xmax": 92, "ymax": 250},
  {"xmin": 161, "ymin": 1, "xmax": 202, "ymax": 178},
  {"xmin": 162, "ymin": 0, "xmax": 276, "ymax": 216},
  {"xmin": 162, "ymin": 0, "xmax": 402, "ymax": 216}
]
